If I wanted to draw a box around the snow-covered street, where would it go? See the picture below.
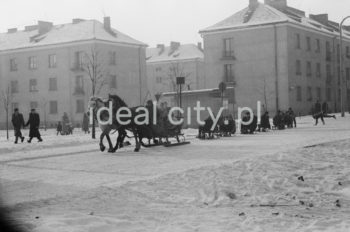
[0,115,350,232]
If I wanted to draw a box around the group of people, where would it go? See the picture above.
[56,112,90,135]
[11,108,42,144]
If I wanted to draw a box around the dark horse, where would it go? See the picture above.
[88,95,141,153]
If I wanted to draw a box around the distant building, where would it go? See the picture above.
[146,42,204,99]
[0,17,147,129]
[200,0,350,115]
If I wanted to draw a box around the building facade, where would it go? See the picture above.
[0,18,147,129]
[200,0,350,115]
[146,42,204,99]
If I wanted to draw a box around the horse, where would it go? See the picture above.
[88,96,141,153]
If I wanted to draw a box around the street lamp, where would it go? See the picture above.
[339,16,350,117]
[176,77,185,109]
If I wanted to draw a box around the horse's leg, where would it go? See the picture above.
[132,128,140,152]
[99,132,106,152]
[106,134,115,153]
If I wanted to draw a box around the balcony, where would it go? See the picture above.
[221,51,236,60]
[71,62,85,72]
[74,87,85,95]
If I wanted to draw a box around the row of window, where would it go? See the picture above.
[9,51,118,72]
[296,60,350,81]
[296,86,332,102]
[11,100,85,115]
[295,33,350,57]
[10,75,117,94]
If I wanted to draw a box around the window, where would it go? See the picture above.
[316,63,321,78]
[49,54,57,68]
[49,101,58,114]
[75,76,84,94]
[296,60,301,75]
[155,67,162,72]
[326,88,332,101]
[315,39,321,53]
[326,64,331,80]
[49,78,57,91]
[11,80,19,93]
[224,64,234,82]
[76,99,85,113]
[306,61,312,77]
[338,89,341,102]
[29,79,38,92]
[307,86,313,101]
[346,46,350,58]
[326,41,331,61]
[296,86,302,102]
[223,38,234,57]
[10,58,18,71]
[337,66,341,85]
[75,51,84,69]
[156,76,162,84]
[30,101,38,109]
[109,51,116,65]
[346,68,350,81]
[306,36,311,51]
[110,75,117,88]
[295,33,301,49]
[29,56,37,69]
[316,87,321,101]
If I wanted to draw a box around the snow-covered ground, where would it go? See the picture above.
[0,114,350,232]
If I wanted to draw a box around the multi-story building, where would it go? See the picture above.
[200,0,350,115]
[0,17,147,129]
[146,42,204,98]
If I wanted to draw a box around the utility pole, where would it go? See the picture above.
[339,16,350,117]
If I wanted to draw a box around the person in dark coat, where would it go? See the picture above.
[260,111,271,132]
[25,109,42,143]
[287,107,297,128]
[11,108,25,144]
[56,121,62,135]
[82,113,90,134]
[314,100,325,125]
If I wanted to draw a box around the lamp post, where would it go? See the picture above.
[176,77,185,108]
[339,16,350,117]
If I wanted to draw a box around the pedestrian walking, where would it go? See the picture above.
[313,100,325,126]
[11,108,25,144]
[25,109,43,143]
[82,113,90,134]
[56,121,62,135]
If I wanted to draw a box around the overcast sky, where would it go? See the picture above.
[1,0,349,47]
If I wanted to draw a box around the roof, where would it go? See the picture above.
[146,44,204,63]
[200,3,350,39]
[0,20,146,52]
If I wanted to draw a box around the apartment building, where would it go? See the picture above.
[200,0,350,115]
[0,17,147,129]
[146,42,204,98]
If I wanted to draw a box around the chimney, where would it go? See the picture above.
[170,41,181,52]
[25,25,39,31]
[7,28,17,33]
[249,0,259,9]
[310,14,329,25]
[38,21,53,34]
[197,42,203,51]
[157,44,165,55]
[72,18,85,24]
[104,17,111,31]
[264,0,287,10]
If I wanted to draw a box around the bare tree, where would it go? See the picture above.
[83,47,108,139]
[1,85,13,140]
[167,62,191,92]
[257,77,274,113]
